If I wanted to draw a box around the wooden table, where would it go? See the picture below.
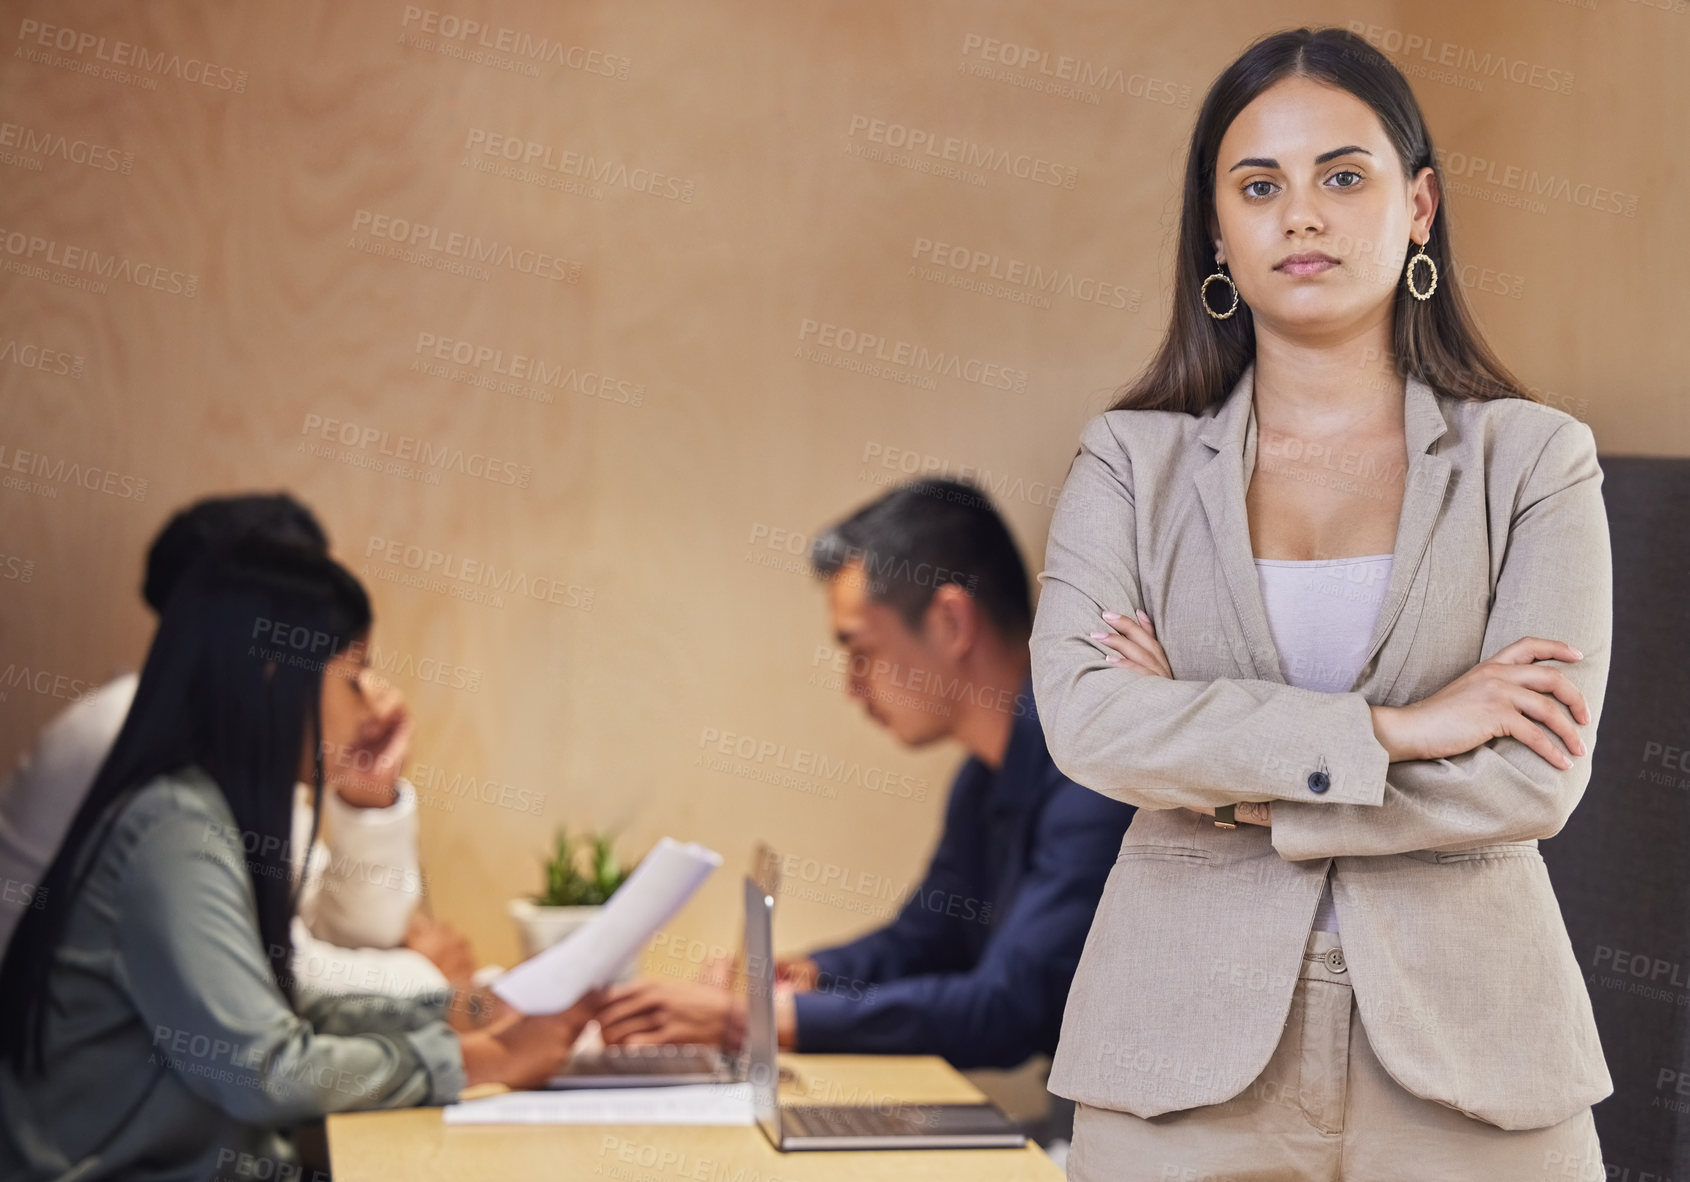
[328,1053,1065,1181]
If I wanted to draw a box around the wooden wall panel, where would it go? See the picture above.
[2,0,1683,970]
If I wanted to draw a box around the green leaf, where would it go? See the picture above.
[535,826,637,907]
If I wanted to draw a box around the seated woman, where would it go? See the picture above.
[0,493,476,1015]
[0,538,599,1180]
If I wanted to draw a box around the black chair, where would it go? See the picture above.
[1544,455,1690,1175]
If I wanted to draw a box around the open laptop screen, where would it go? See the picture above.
[742,877,782,1145]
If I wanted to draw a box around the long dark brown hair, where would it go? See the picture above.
[1113,27,1531,414]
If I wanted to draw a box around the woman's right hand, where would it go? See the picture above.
[1371,637,1590,769]
[404,912,477,986]
[459,989,606,1091]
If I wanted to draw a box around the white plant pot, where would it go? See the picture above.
[507,899,640,982]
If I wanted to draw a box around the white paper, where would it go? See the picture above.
[445,1082,753,1126]
[492,837,722,1014]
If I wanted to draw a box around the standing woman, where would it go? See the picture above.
[1031,27,1611,1180]
[0,539,598,1180]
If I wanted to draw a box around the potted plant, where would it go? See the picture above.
[508,828,637,966]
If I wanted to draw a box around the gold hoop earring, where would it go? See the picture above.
[1405,239,1438,301]
[1201,264,1240,320]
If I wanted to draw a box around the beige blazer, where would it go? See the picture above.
[1029,362,1612,1131]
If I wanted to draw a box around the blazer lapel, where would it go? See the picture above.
[1357,375,1450,686]
[1191,363,1451,692]
[1194,366,1282,681]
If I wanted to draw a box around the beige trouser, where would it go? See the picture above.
[1066,929,1605,1182]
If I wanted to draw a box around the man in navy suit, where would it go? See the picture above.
[598,479,1135,1072]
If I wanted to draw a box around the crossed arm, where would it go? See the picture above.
[1030,415,1612,858]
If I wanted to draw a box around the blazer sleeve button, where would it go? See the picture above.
[1307,770,1331,794]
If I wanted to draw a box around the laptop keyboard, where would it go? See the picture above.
[785,1106,909,1137]
[783,1102,1027,1143]
[591,1045,724,1076]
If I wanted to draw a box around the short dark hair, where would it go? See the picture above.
[143,493,329,613]
[809,479,1031,642]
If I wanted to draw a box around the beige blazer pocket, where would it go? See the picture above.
[1400,841,1542,865]
[1115,845,1213,864]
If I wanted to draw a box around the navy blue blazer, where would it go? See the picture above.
[793,675,1136,1070]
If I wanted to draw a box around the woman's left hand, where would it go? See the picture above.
[1091,609,1173,678]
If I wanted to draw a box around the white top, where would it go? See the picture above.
[1255,554,1394,932]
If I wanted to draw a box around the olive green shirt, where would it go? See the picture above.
[0,766,465,1180]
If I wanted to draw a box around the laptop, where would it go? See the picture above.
[547,1043,735,1089]
[546,843,784,1090]
[742,877,1028,1151]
